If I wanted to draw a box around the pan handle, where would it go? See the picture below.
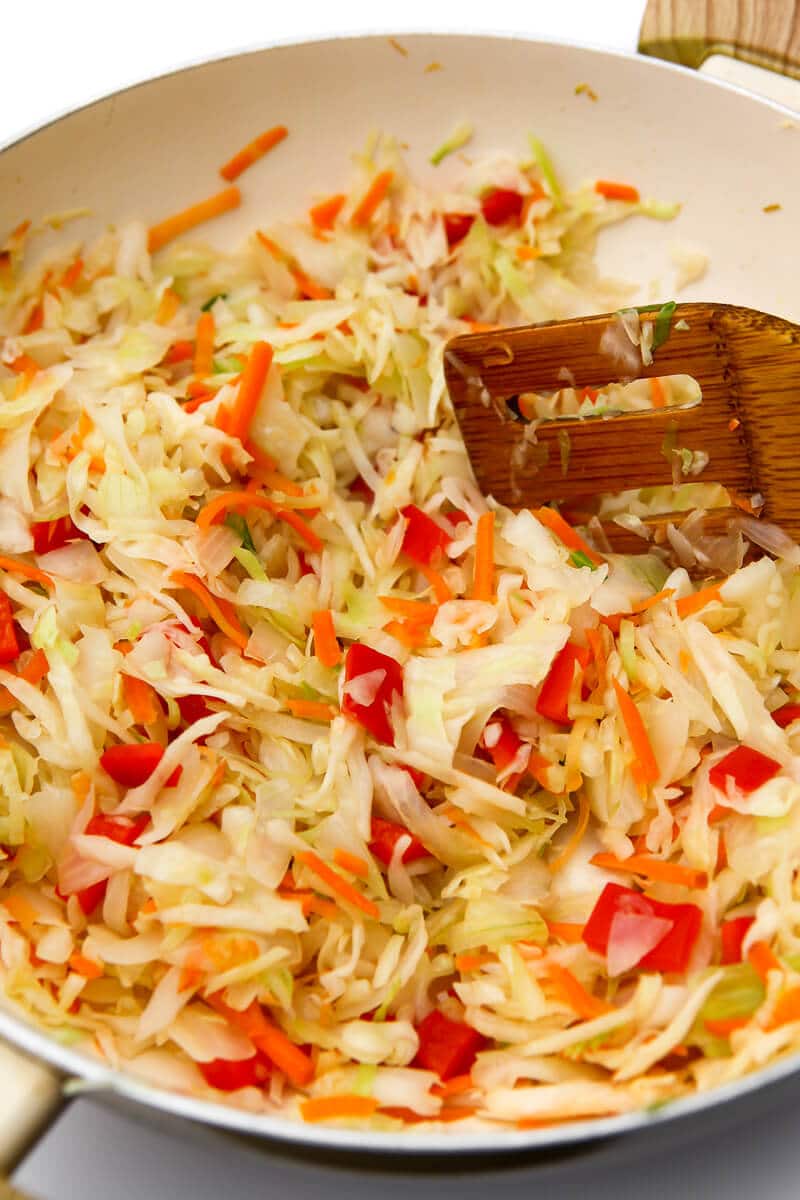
[0,1038,64,1198]
[639,0,800,80]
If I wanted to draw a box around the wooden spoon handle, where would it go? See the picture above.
[639,0,800,80]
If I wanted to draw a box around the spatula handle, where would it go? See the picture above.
[639,0,800,80]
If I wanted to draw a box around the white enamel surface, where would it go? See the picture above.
[1,31,800,1158]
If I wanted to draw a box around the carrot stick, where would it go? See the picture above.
[532,507,604,566]
[546,921,585,944]
[0,555,54,592]
[515,245,542,262]
[455,953,496,972]
[649,376,666,409]
[196,491,262,530]
[269,504,323,552]
[59,257,84,290]
[766,987,800,1030]
[7,354,41,378]
[122,675,160,726]
[351,170,394,227]
[163,339,194,365]
[595,180,640,203]
[69,953,104,979]
[0,649,49,716]
[590,852,707,889]
[295,849,380,920]
[243,441,278,473]
[418,562,453,604]
[383,619,429,649]
[547,963,613,1020]
[705,1015,751,1037]
[292,267,333,301]
[183,390,216,414]
[216,341,273,444]
[207,994,314,1087]
[431,1074,475,1097]
[310,193,346,230]
[312,610,341,668]
[549,792,590,874]
[379,597,438,623]
[612,678,659,785]
[155,287,181,324]
[676,584,723,619]
[333,848,370,879]
[171,571,249,650]
[248,465,304,497]
[586,628,606,683]
[193,311,215,378]
[219,124,288,182]
[300,1095,378,1122]
[286,698,337,721]
[472,511,495,602]
[748,940,782,984]
[148,186,241,254]
[632,587,675,613]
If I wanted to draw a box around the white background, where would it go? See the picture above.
[4,1,800,1196]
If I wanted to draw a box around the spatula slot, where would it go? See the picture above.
[503,374,701,424]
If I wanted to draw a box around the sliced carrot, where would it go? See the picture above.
[216,341,273,444]
[649,376,666,409]
[472,511,495,603]
[515,245,542,262]
[155,287,181,325]
[7,354,41,379]
[183,389,216,414]
[676,584,723,619]
[705,1015,751,1037]
[268,504,323,552]
[69,953,104,980]
[748,940,782,984]
[766,987,800,1030]
[148,186,241,254]
[431,1074,475,1098]
[295,849,380,920]
[243,441,278,473]
[0,648,51,717]
[532,507,604,566]
[219,124,288,183]
[59,257,84,290]
[122,674,160,726]
[546,921,585,944]
[248,465,304,497]
[379,596,438,623]
[286,698,337,721]
[595,180,640,203]
[193,311,215,378]
[196,488,322,550]
[632,587,676,613]
[300,1095,378,1122]
[0,555,54,593]
[3,893,38,928]
[418,562,453,604]
[312,610,341,668]
[612,678,659,785]
[310,193,346,230]
[586,628,606,683]
[163,339,195,365]
[549,792,590,875]
[590,851,707,889]
[333,848,370,879]
[171,571,249,650]
[292,267,333,301]
[351,170,394,227]
[383,619,429,649]
[207,994,314,1087]
[455,953,496,972]
[708,803,730,825]
[547,962,613,1019]
[24,301,44,334]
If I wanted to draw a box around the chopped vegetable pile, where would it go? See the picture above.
[1,128,800,1135]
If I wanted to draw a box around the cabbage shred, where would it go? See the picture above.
[0,136,799,1131]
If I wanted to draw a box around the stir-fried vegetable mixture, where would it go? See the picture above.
[1,129,800,1133]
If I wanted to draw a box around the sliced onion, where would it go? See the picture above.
[735,515,800,566]
[343,668,385,707]
[37,541,106,583]
[606,911,673,977]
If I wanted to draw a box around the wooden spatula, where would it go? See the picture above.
[444,302,800,540]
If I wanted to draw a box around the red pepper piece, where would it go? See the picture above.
[349,475,374,501]
[443,508,469,529]
[720,916,755,965]
[31,515,87,555]
[198,1052,272,1092]
[85,812,150,845]
[297,550,316,577]
[400,505,451,566]
[369,816,428,866]
[443,213,475,247]
[536,641,590,725]
[100,742,180,788]
[177,694,211,724]
[0,594,19,665]
[75,880,107,916]
[480,188,524,226]
[414,1009,486,1080]
[709,746,781,795]
[400,765,427,790]
[342,643,404,746]
[583,882,702,973]
[482,712,525,792]
[771,703,800,729]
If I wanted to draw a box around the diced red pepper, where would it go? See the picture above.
[771,703,800,729]
[0,594,19,665]
[342,643,404,746]
[400,765,427,790]
[85,812,150,845]
[297,550,316,577]
[709,746,781,795]
[198,1052,272,1091]
[31,515,87,555]
[720,916,755,965]
[369,816,429,866]
[75,880,107,916]
[443,508,469,529]
[480,188,524,226]
[482,712,525,791]
[536,641,590,725]
[400,505,451,566]
[443,213,475,247]
[414,1009,486,1080]
[583,882,702,973]
[349,475,374,502]
[177,694,212,724]
[100,742,180,788]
